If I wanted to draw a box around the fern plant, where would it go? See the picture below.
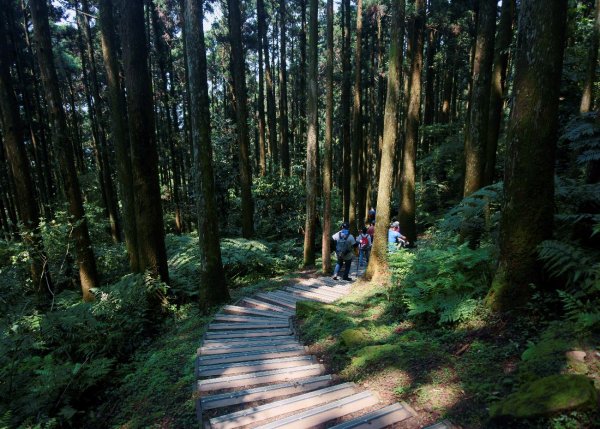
[390,242,494,324]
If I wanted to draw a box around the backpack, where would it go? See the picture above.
[336,232,352,259]
[359,234,370,249]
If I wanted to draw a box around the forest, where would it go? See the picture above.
[0,0,599,427]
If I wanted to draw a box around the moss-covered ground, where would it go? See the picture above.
[296,277,600,429]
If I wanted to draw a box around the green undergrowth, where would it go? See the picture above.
[0,229,303,428]
[296,241,600,429]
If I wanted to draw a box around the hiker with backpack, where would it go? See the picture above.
[332,222,356,281]
[357,226,372,268]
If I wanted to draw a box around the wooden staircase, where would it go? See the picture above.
[195,260,417,428]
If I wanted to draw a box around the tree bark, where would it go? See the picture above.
[0,9,52,296]
[366,0,405,281]
[279,0,290,176]
[262,1,278,170]
[303,0,318,267]
[184,0,230,308]
[227,0,255,237]
[256,0,267,176]
[119,0,169,283]
[580,0,599,113]
[349,0,363,234]
[484,0,514,186]
[399,0,425,244]
[341,0,351,222]
[98,0,139,272]
[423,26,437,154]
[463,0,496,197]
[30,0,99,301]
[487,0,567,312]
[322,0,333,273]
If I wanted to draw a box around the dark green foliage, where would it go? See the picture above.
[0,274,164,427]
[389,242,495,323]
[252,173,306,239]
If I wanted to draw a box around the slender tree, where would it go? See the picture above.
[30,0,99,301]
[580,0,599,113]
[279,0,290,176]
[184,0,229,307]
[0,8,52,296]
[366,0,405,281]
[119,0,169,283]
[256,0,267,176]
[227,0,255,237]
[349,0,363,233]
[98,0,139,271]
[303,0,318,266]
[484,0,514,185]
[399,0,425,244]
[322,0,334,273]
[341,0,351,221]
[260,0,277,168]
[487,0,568,312]
[463,0,496,196]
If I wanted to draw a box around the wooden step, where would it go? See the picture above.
[199,375,332,411]
[197,364,326,392]
[254,293,297,309]
[254,391,379,429]
[199,343,303,357]
[201,336,298,348]
[241,297,295,314]
[289,284,346,298]
[198,346,307,365]
[213,314,289,324]
[208,320,290,330]
[208,383,358,429]
[222,305,291,319]
[283,287,338,302]
[272,290,323,303]
[198,355,315,377]
[329,403,415,429]
[204,328,293,340]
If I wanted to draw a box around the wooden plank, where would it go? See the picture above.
[198,355,315,377]
[241,297,295,314]
[196,364,326,392]
[328,403,414,429]
[198,347,307,365]
[254,391,378,429]
[208,321,290,330]
[204,328,292,340]
[199,343,304,357]
[209,383,357,429]
[222,305,291,319]
[199,375,332,411]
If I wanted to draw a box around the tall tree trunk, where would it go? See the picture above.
[228,0,255,237]
[485,0,514,185]
[0,9,52,296]
[119,0,169,283]
[279,0,290,176]
[349,0,363,233]
[341,0,351,222]
[463,0,496,197]
[322,0,333,273]
[303,0,318,267]
[487,0,567,312]
[99,0,139,271]
[580,0,599,113]
[184,0,229,308]
[82,0,121,243]
[150,2,183,235]
[422,26,437,154]
[256,0,267,176]
[30,0,99,301]
[298,0,307,166]
[262,2,278,170]
[399,0,425,244]
[366,0,404,281]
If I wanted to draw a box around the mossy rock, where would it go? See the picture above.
[340,328,371,348]
[489,374,598,419]
[296,301,327,320]
[521,339,573,362]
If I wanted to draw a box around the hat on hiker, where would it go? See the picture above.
[391,221,399,228]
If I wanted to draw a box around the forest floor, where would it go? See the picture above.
[99,259,600,429]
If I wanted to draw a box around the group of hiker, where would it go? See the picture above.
[331,208,409,281]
